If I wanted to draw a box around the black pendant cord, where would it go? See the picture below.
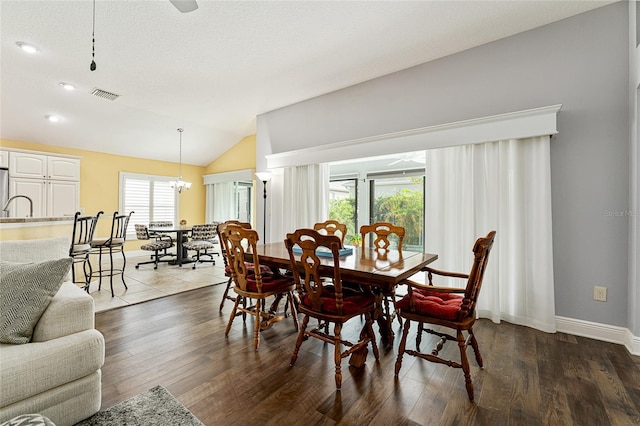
[90,0,96,71]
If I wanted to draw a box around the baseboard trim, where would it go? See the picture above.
[556,316,640,356]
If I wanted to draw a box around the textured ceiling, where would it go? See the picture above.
[0,0,614,166]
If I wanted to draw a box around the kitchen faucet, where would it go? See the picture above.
[2,195,34,218]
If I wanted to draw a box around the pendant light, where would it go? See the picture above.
[169,128,192,193]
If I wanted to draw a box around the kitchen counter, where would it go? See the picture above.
[0,216,73,224]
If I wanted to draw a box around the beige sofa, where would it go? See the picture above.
[0,237,105,426]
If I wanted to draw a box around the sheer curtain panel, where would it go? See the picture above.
[425,136,556,332]
[281,164,330,234]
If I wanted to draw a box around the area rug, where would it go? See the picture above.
[74,385,203,426]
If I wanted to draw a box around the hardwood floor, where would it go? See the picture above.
[95,285,640,425]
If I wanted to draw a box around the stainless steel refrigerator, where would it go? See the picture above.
[0,168,8,217]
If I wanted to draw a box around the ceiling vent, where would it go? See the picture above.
[90,88,120,101]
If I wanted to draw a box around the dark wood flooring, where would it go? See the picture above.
[95,284,640,425]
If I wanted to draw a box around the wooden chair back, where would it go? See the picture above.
[216,220,252,266]
[460,230,496,319]
[359,222,405,251]
[285,228,345,315]
[313,220,347,246]
[222,224,266,293]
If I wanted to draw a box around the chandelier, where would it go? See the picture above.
[169,128,192,193]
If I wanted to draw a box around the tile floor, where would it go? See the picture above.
[85,253,228,313]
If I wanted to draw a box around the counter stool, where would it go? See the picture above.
[90,211,133,297]
[69,210,103,291]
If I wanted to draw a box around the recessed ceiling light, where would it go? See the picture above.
[45,114,61,123]
[16,41,38,54]
[59,82,75,91]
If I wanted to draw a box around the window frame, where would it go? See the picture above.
[119,172,179,237]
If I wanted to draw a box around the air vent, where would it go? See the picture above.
[90,88,120,101]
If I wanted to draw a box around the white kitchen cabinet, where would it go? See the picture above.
[47,156,80,181]
[47,180,79,217]
[9,152,79,181]
[0,150,8,168]
[8,178,47,217]
[7,151,80,217]
[8,178,79,218]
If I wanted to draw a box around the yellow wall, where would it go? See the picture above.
[0,138,206,248]
[0,136,258,246]
[204,134,256,174]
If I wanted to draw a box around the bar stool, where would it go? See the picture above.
[69,210,103,291]
[90,211,134,297]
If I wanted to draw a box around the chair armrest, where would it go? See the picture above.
[421,266,469,285]
[400,279,466,294]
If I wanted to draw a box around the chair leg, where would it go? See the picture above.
[333,322,343,390]
[365,313,379,360]
[416,322,424,349]
[457,329,474,401]
[109,247,115,297]
[253,298,262,351]
[121,249,128,289]
[83,257,92,292]
[287,292,299,331]
[219,277,233,311]
[225,297,240,335]
[395,318,411,375]
[290,315,309,367]
[469,327,483,368]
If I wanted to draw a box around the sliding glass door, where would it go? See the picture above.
[369,172,424,251]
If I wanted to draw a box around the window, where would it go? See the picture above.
[368,170,424,251]
[329,178,358,242]
[120,172,178,236]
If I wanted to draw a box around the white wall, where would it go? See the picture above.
[258,3,631,329]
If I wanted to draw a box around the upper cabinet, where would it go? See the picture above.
[6,150,81,218]
[0,150,8,168]
[9,152,80,181]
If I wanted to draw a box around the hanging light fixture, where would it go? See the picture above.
[169,128,192,193]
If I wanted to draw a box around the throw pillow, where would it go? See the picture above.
[0,258,72,344]
[0,414,56,426]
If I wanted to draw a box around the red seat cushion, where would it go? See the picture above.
[245,274,293,293]
[396,289,463,320]
[301,290,375,316]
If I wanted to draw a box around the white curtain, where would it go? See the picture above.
[281,163,330,234]
[205,182,236,223]
[425,136,556,332]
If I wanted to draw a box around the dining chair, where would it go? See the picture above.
[134,224,175,269]
[182,223,218,269]
[285,228,379,390]
[216,220,271,312]
[90,211,134,297]
[313,220,348,245]
[223,223,298,350]
[69,210,103,291]
[394,231,496,401]
[360,222,406,334]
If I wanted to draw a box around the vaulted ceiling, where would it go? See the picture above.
[0,0,614,166]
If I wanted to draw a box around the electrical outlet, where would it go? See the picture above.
[594,286,607,302]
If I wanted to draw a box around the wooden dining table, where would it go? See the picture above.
[247,242,438,342]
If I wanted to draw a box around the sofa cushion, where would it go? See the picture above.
[0,258,72,344]
[32,283,95,342]
[0,238,72,282]
[0,329,105,408]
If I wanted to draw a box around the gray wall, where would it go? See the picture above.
[258,3,630,327]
